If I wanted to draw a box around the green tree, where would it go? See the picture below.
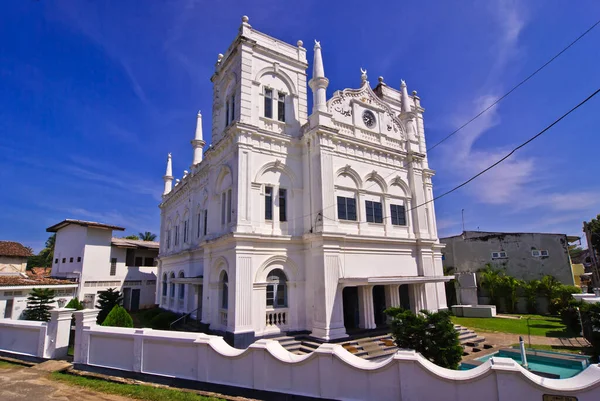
[500,276,523,313]
[102,305,134,328]
[23,288,55,321]
[385,308,463,369]
[65,297,84,310]
[523,279,540,313]
[96,288,123,325]
[26,234,56,269]
[123,235,140,240]
[138,232,157,241]
[479,265,503,306]
[584,214,600,255]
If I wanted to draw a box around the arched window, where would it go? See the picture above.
[169,272,175,298]
[266,269,287,308]
[162,273,167,296]
[178,271,185,300]
[221,272,228,309]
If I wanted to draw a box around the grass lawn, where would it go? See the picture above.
[0,360,21,369]
[50,372,225,401]
[509,343,591,355]
[451,314,578,337]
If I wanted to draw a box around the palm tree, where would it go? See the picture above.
[500,276,523,313]
[138,232,157,241]
[479,265,502,306]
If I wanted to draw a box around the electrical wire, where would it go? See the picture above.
[426,18,600,153]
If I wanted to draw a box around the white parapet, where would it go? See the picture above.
[72,323,600,401]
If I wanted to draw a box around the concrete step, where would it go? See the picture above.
[464,337,486,347]
[458,332,478,342]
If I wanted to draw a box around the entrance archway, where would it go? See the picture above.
[342,287,359,330]
[373,285,387,326]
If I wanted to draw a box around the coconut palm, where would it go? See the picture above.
[138,232,157,241]
[479,265,502,306]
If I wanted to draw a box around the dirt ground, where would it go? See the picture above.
[0,364,137,401]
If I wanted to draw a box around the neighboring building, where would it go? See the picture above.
[48,219,158,311]
[0,242,77,320]
[0,274,78,319]
[0,241,32,276]
[441,231,575,285]
[158,17,449,348]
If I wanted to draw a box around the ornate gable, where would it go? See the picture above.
[326,83,406,141]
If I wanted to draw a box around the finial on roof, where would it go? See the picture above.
[412,90,418,96]
[400,79,411,113]
[297,40,303,47]
[242,15,249,23]
[378,76,384,84]
[217,53,223,65]
[314,39,321,49]
[197,110,201,116]
[360,68,368,84]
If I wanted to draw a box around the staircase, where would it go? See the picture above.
[454,324,494,356]
[272,333,398,361]
[273,326,494,360]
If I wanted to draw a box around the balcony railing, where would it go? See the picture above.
[219,310,228,327]
[266,308,288,328]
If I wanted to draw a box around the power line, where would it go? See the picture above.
[407,86,600,213]
[426,18,600,153]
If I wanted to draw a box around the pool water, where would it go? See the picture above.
[460,349,590,379]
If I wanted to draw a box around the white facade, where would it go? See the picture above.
[158,17,449,347]
[49,220,158,311]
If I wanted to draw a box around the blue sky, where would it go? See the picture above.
[2,0,599,252]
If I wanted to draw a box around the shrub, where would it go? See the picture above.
[580,303,600,362]
[150,311,180,330]
[65,297,84,310]
[386,307,462,369]
[96,288,123,325]
[23,288,55,322]
[522,280,540,314]
[102,305,134,328]
[560,300,585,334]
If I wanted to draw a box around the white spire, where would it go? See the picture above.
[309,40,329,113]
[191,111,205,166]
[400,80,411,113]
[163,153,173,196]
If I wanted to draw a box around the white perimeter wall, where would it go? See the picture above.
[75,323,600,401]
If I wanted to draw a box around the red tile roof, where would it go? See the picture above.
[0,241,33,257]
[0,275,76,287]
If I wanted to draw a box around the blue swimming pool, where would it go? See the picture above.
[460,348,590,379]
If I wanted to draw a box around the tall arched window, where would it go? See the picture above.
[220,272,229,309]
[169,272,175,298]
[178,271,185,300]
[266,269,287,308]
[162,273,167,297]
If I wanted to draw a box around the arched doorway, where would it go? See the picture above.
[373,285,387,326]
[342,287,359,330]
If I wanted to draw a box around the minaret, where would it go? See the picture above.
[191,111,205,167]
[163,153,173,196]
[308,40,329,113]
[400,80,411,113]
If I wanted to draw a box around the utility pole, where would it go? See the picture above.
[583,221,600,293]
[461,209,465,233]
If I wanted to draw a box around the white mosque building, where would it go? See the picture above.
[157,16,450,347]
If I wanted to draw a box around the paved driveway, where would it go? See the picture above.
[0,364,131,401]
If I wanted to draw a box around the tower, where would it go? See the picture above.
[191,111,205,167]
[162,153,173,196]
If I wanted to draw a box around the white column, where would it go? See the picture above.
[73,309,100,364]
[46,308,75,359]
[385,285,401,308]
[358,286,376,329]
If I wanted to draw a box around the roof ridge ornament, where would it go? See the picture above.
[314,39,321,49]
[360,68,368,85]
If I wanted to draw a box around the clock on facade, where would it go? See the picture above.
[362,110,376,128]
